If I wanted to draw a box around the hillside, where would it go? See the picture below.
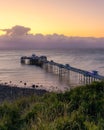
[0,81,104,130]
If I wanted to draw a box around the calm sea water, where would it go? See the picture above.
[0,48,104,92]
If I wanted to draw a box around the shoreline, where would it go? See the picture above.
[0,84,48,103]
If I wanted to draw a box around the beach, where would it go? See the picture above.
[0,84,47,103]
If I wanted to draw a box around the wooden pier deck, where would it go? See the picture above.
[21,54,104,85]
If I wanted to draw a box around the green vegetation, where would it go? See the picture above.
[0,81,104,130]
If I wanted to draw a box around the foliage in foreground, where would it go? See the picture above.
[0,81,104,130]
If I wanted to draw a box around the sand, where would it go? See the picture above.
[0,84,47,103]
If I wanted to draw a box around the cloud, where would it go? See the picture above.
[1,25,30,36]
[0,25,104,49]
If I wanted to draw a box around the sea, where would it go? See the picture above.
[0,48,104,92]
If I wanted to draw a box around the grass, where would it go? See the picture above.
[0,81,104,130]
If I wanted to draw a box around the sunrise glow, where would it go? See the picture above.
[0,0,104,37]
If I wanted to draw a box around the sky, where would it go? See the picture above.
[0,0,104,49]
[0,0,104,37]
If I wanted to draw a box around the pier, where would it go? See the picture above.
[21,54,104,85]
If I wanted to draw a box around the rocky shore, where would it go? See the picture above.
[0,84,47,103]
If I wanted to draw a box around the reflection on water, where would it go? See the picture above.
[0,49,104,92]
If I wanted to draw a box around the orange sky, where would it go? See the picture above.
[0,0,104,37]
